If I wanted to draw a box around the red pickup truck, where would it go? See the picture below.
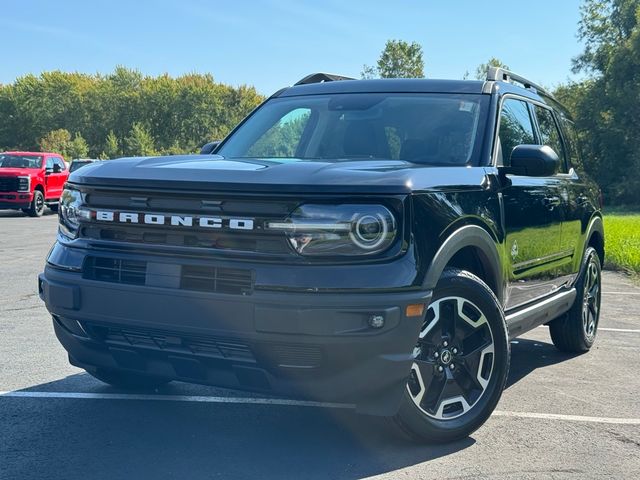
[0,151,69,217]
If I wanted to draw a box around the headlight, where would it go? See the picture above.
[267,204,397,256]
[17,176,30,192]
[59,188,90,239]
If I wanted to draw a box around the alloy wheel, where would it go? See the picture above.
[582,256,601,340]
[407,296,495,420]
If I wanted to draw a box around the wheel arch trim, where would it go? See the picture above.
[422,225,504,303]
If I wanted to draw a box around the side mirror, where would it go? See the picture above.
[52,163,62,173]
[504,145,559,177]
[200,141,221,155]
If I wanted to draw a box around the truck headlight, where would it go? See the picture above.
[17,176,30,192]
[59,188,90,239]
[267,204,397,256]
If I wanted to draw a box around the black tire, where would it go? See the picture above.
[27,190,45,217]
[393,268,510,443]
[88,368,170,390]
[549,247,602,353]
[48,203,59,213]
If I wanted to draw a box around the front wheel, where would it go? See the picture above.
[26,190,45,217]
[393,269,510,443]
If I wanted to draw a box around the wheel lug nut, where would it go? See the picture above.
[452,348,458,354]
[438,366,444,372]
[443,341,448,347]
[434,352,439,358]
[450,364,455,370]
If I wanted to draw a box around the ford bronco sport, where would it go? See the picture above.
[39,69,604,442]
[0,151,69,216]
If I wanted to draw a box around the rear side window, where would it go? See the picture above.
[558,118,582,171]
[534,106,567,173]
[46,157,54,170]
[498,99,535,164]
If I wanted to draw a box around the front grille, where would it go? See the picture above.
[86,324,256,362]
[83,323,324,369]
[83,256,253,295]
[0,177,19,192]
[78,188,298,255]
[84,257,146,285]
[181,265,253,294]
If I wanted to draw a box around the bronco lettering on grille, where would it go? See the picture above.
[94,210,255,230]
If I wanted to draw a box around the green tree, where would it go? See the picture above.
[68,132,89,159]
[475,57,510,80]
[102,130,120,159]
[39,128,71,157]
[558,0,640,205]
[361,40,425,78]
[124,122,156,157]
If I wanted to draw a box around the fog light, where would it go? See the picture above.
[368,314,385,329]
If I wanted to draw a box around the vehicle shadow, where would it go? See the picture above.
[5,373,474,480]
[0,208,57,218]
[3,337,578,479]
[506,335,581,388]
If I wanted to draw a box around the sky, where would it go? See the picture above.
[0,0,585,95]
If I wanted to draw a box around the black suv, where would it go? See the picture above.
[39,69,604,442]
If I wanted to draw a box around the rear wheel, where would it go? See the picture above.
[88,368,170,391]
[549,247,602,353]
[26,190,45,217]
[393,269,510,443]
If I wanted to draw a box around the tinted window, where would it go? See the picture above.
[498,99,535,164]
[535,106,567,173]
[218,93,486,166]
[46,157,54,169]
[558,118,582,171]
[53,157,67,171]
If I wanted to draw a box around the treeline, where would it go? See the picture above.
[553,0,639,206]
[0,67,263,159]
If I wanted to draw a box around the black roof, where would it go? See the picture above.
[277,78,487,97]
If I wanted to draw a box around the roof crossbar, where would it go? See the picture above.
[294,72,355,86]
[486,67,550,97]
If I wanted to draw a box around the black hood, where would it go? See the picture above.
[69,154,487,194]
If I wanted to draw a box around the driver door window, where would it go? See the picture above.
[498,99,535,164]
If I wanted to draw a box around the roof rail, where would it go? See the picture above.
[294,72,355,86]
[486,67,550,97]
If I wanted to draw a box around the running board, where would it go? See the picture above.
[505,289,577,340]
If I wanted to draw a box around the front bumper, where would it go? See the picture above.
[0,191,32,209]
[39,252,430,416]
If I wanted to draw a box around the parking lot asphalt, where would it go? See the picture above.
[1,210,639,480]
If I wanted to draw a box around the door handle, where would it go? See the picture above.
[543,196,561,209]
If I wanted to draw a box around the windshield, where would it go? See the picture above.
[218,93,487,165]
[0,154,43,169]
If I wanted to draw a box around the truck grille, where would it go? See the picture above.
[79,188,297,255]
[83,256,253,295]
[0,177,19,192]
[82,323,324,368]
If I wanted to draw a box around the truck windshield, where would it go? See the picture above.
[0,154,43,169]
[217,93,486,165]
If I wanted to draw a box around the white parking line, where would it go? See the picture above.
[1,390,639,425]
[537,326,640,333]
[492,410,640,425]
